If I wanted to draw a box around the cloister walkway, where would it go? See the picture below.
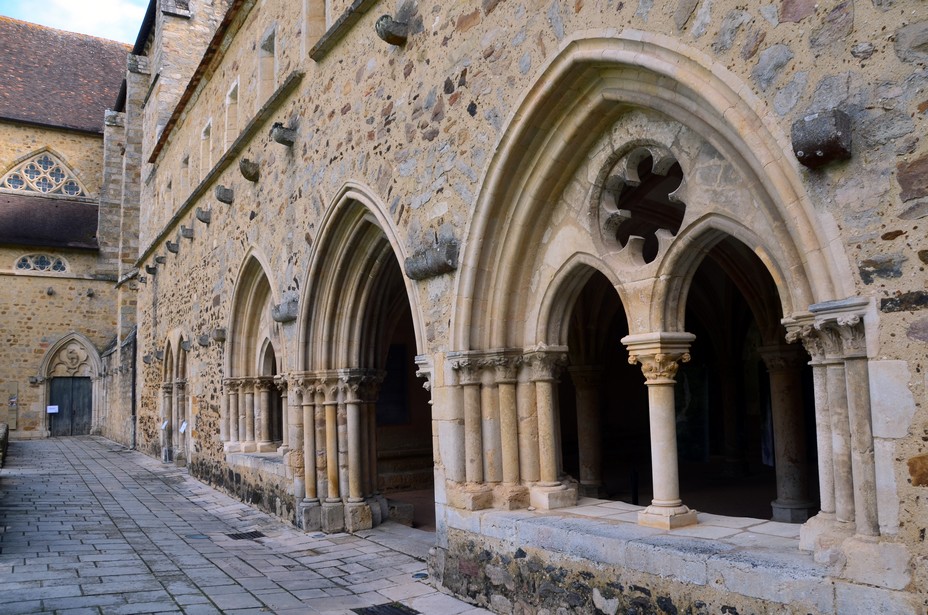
[0,436,489,615]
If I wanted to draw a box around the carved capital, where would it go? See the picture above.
[785,323,825,362]
[629,352,690,384]
[525,350,568,382]
[452,358,483,386]
[274,375,288,393]
[836,315,867,358]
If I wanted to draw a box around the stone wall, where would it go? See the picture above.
[130,0,928,608]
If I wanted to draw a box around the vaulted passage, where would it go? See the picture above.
[679,236,817,521]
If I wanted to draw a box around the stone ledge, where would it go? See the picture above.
[309,0,381,62]
[226,451,290,479]
[439,506,916,614]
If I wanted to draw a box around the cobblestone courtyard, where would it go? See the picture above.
[0,437,490,614]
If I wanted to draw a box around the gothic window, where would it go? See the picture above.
[15,254,68,273]
[0,152,86,197]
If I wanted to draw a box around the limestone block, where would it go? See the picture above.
[841,537,912,590]
[479,511,526,543]
[346,501,373,532]
[835,580,921,614]
[529,484,576,510]
[321,502,345,533]
[707,550,834,613]
[874,438,899,534]
[869,360,916,439]
[629,536,740,585]
[300,501,321,531]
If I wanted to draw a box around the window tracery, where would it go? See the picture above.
[15,254,68,273]
[1,152,86,197]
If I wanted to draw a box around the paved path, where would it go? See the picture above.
[0,437,489,615]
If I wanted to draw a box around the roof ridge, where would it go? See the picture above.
[0,14,132,48]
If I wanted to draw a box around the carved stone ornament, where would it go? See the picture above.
[271,298,299,323]
[629,352,690,383]
[270,122,297,147]
[375,14,408,46]
[166,240,179,254]
[239,158,260,182]
[49,341,93,377]
[215,185,234,204]
[195,207,211,224]
[836,315,867,358]
[180,225,194,239]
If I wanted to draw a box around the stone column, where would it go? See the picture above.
[496,355,527,509]
[276,376,290,454]
[457,360,484,484]
[517,361,540,483]
[759,345,814,522]
[344,371,372,532]
[242,379,256,452]
[837,316,879,538]
[527,349,574,510]
[314,384,328,507]
[174,379,187,463]
[226,379,240,451]
[480,358,503,484]
[256,379,275,452]
[623,332,698,529]
[161,383,173,463]
[816,322,856,526]
[321,376,344,532]
[569,365,604,498]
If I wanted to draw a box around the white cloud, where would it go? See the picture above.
[1,0,147,43]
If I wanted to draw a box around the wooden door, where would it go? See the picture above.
[48,377,92,436]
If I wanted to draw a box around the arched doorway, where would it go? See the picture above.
[299,189,432,534]
[42,334,101,437]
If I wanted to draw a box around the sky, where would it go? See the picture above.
[0,0,148,44]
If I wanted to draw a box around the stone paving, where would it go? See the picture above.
[0,436,491,615]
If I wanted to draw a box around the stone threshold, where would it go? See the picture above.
[440,498,917,614]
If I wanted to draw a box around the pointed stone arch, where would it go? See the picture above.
[37,332,103,436]
[452,31,849,352]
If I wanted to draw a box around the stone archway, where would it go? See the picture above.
[39,333,102,437]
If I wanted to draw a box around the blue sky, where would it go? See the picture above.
[0,0,148,44]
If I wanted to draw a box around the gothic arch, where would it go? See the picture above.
[453,31,848,352]
[227,248,284,377]
[299,181,424,371]
[0,146,91,198]
[38,332,103,436]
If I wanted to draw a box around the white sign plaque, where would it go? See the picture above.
[180,421,188,433]
[161,420,169,430]
[46,405,59,414]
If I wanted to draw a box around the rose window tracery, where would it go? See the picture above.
[1,152,85,197]
[15,254,68,273]
[597,146,687,264]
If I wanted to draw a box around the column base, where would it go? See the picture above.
[300,499,321,531]
[346,501,373,532]
[771,498,815,523]
[277,445,290,455]
[256,441,277,453]
[495,484,529,510]
[223,441,242,453]
[240,442,257,453]
[321,501,345,533]
[637,504,698,529]
[529,483,577,510]
[799,513,854,563]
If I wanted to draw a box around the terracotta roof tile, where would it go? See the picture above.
[0,192,98,249]
[0,16,129,133]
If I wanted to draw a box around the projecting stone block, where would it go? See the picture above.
[215,185,234,204]
[271,298,298,323]
[270,122,297,146]
[239,158,259,182]
[791,109,852,168]
[375,15,408,45]
[300,501,321,531]
[404,238,459,280]
[321,501,345,533]
[346,501,373,532]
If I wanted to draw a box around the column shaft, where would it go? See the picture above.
[463,381,483,483]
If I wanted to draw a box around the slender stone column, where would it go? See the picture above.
[314,384,328,505]
[496,357,522,485]
[175,379,187,462]
[623,332,697,529]
[480,359,502,484]
[517,365,540,483]
[276,376,290,453]
[161,383,173,463]
[526,349,573,510]
[569,366,604,497]
[226,379,240,450]
[337,381,349,500]
[242,379,256,452]
[256,379,275,452]
[816,322,855,525]
[457,360,484,484]
[759,345,814,522]
[301,382,317,501]
[320,376,344,533]
[837,316,880,537]
[344,373,364,502]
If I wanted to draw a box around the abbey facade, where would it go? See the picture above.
[2,0,927,612]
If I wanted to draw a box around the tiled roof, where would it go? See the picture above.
[0,16,129,133]
[0,192,98,249]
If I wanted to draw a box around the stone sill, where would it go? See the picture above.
[226,451,291,479]
[441,498,915,614]
[309,0,380,62]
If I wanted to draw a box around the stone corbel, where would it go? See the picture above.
[211,328,227,343]
[270,122,297,147]
[239,158,259,182]
[404,238,459,280]
[145,265,157,275]
[166,240,179,254]
[215,185,234,204]
[375,15,408,45]
[154,255,166,264]
[195,207,211,225]
[271,298,299,323]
